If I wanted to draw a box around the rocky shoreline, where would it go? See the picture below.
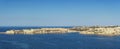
[1,26,120,36]
[71,26,120,36]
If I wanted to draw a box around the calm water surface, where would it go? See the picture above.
[0,27,120,49]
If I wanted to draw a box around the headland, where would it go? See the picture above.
[1,25,120,36]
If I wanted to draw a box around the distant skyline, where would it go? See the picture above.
[0,0,120,26]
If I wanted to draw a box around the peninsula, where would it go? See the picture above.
[1,26,120,36]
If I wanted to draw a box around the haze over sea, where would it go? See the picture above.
[0,26,120,49]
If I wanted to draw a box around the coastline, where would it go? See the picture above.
[1,26,120,36]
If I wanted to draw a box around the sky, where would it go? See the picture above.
[0,0,120,26]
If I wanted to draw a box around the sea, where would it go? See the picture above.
[0,26,120,49]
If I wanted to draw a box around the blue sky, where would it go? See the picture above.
[0,0,120,26]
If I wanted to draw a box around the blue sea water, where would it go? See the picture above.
[0,26,120,49]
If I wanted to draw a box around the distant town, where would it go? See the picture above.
[1,25,120,36]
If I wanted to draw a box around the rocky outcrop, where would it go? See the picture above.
[72,26,120,36]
